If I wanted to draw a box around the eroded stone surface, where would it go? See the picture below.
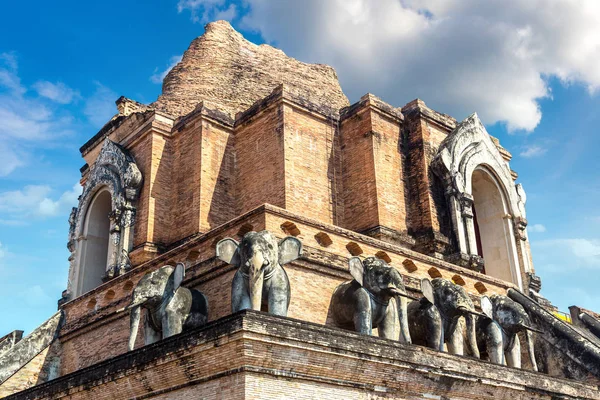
[153,20,349,117]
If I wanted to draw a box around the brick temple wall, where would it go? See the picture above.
[8,312,599,400]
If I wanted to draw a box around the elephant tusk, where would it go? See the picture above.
[459,307,488,319]
[395,292,419,301]
[388,288,418,301]
[522,324,544,334]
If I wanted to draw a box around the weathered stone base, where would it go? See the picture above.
[7,311,599,400]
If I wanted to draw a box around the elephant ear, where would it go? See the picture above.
[173,263,185,291]
[421,278,435,304]
[480,296,494,319]
[349,257,364,286]
[278,236,302,265]
[216,238,240,266]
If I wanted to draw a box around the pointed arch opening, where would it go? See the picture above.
[471,167,517,283]
[77,188,114,295]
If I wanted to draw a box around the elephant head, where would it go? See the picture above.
[489,294,540,370]
[217,230,301,315]
[430,278,484,357]
[331,256,414,342]
[127,263,184,351]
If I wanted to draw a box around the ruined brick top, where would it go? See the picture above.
[152,20,349,118]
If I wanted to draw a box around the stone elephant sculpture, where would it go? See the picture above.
[488,294,540,371]
[330,256,415,343]
[216,230,302,316]
[408,278,483,357]
[127,263,208,351]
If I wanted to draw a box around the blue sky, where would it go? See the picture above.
[0,0,599,334]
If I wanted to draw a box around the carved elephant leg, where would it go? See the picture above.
[525,330,538,372]
[354,291,372,335]
[268,272,291,317]
[231,270,251,313]
[506,335,522,368]
[484,322,504,364]
[378,299,398,340]
[447,318,465,356]
[422,304,444,351]
[144,312,161,346]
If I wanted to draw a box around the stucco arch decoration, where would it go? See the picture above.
[66,139,143,299]
[432,113,531,289]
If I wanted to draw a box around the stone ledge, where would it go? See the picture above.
[6,311,600,400]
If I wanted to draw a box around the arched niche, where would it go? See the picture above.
[77,189,114,295]
[432,113,530,289]
[471,167,518,283]
[66,139,142,299]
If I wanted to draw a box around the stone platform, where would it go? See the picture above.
[6,310,599,400]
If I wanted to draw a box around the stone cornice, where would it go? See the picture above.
[401,99,456,131]
[340,93,404,124]
[173,101,235,132]
[80,110,174,157]
[234,84,340,129]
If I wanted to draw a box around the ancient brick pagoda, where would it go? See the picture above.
[1,20,600,399]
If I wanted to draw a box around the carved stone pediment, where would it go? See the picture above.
[433,113,515,200]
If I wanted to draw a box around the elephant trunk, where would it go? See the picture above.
[525,329,538,371]
[465,314,480,358]
[128,305,141,351]
[396,295,412,344]
[248,253,265,311]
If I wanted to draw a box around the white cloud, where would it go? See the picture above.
[190,0,600,132]
[534,238,600,269]
[0,183,81,220]
[33,81,80,104]
[83,81,118,127]
[0,242,5,260]
[0,53,76,176]
[150,55,183,84]
[520,145,548,158]
[528,224,546,233]
[178,0,237,23]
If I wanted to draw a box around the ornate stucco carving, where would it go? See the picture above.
[432,113,531,288]
[66,139,142,300]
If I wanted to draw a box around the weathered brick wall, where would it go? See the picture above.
[235,104,286,215]
[339,97,409,241]
[283,104,338,224]
[198,119,236,232]
[60,317,130,375]
[151,375,245,399]
[129,132,154,248]
[370,108,407,233]
[340,107,379,233]
[170,118,202,242]
[403,102,455,256]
